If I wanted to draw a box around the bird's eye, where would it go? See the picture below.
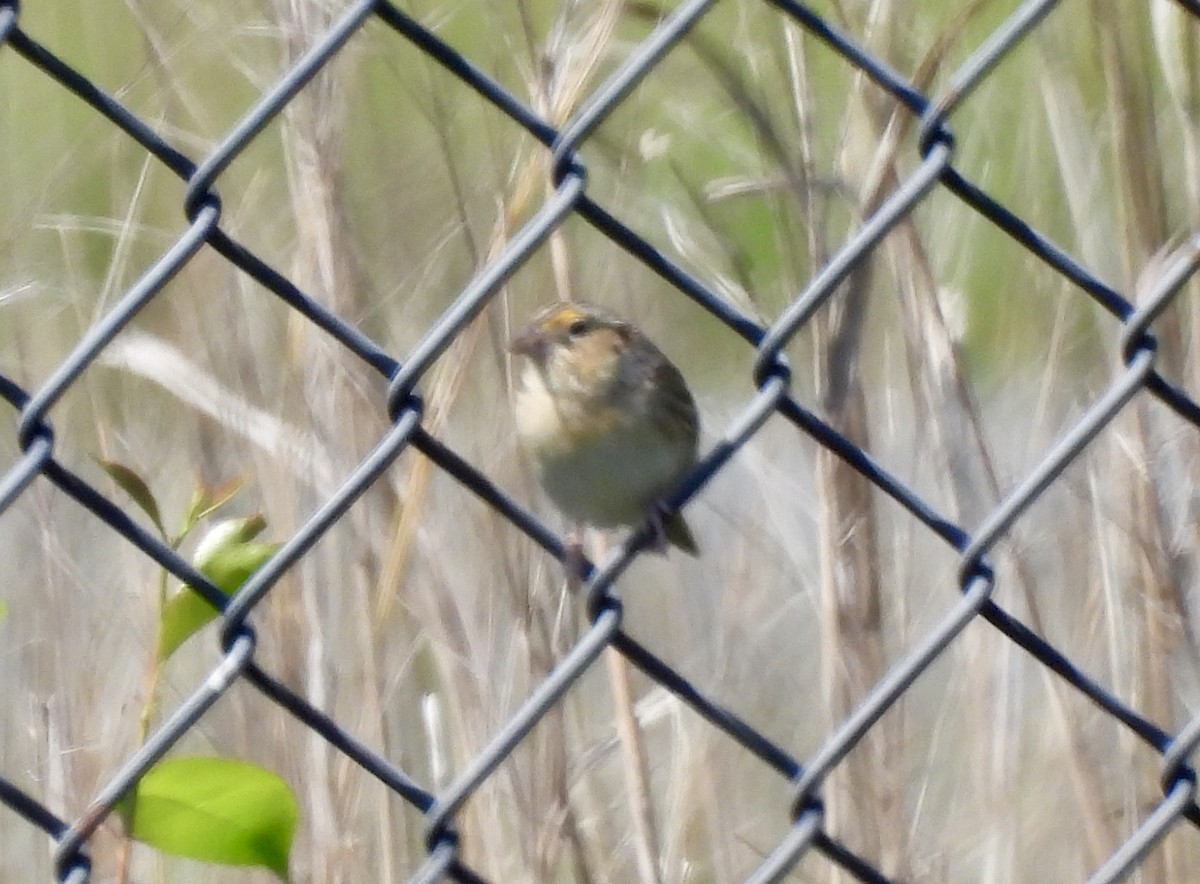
[567,319,589,337]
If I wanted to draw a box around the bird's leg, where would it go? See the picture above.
[644,501,672,555]
[564,525,586,593]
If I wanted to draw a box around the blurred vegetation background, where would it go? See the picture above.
[2,0,1200,881]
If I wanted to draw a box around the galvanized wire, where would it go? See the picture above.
[2,0,1200,881]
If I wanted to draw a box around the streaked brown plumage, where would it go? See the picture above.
[510,302,699,554]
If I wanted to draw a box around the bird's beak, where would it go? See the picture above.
[509,324,549,363]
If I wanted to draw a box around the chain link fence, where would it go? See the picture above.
[3,0,1200,881]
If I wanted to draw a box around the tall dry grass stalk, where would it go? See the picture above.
[2,0,1200,881]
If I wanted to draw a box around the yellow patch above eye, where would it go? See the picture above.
[540,304,590,334]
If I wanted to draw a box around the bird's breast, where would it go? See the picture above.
[513,365,690,527]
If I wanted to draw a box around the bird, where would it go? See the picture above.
[510,301,700,555]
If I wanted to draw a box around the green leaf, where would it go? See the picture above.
[159,587,222,663]
[177,487,208,547]
[158,518,277,661]
[195,477,247,521]
[123,756,297,878]
[193,515,267,571]
[0,600,7,623]
[97,460,164,537]
[178,477,246,546]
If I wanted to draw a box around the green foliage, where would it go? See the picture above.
[98,461,292,876]
[159,516,278,661]
[99,461,278,659]
[98,459,166,537]
[122,756,298,879]
[180,478,248,545]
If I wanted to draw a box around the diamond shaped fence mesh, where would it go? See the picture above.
[3,0,1200,881]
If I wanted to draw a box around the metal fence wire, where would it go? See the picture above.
[3,0,1200,881]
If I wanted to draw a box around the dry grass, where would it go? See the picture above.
[2,0,1199,881]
